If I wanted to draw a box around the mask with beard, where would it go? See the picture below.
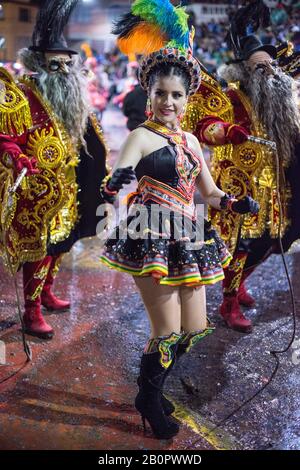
[218,62,300,167]
[18,48,90,148]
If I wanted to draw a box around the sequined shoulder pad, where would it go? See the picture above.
[182,78,233,133]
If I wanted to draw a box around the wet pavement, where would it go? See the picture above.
[0,108,299,450]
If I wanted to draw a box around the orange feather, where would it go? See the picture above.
[117,23,168,55]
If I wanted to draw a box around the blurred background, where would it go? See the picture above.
[0,0,299,120]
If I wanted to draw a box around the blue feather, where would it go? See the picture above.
[132,0,190,49]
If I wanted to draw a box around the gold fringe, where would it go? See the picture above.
[0,69,33,135]
[0,104,32,136]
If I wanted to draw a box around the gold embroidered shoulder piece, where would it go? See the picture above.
[0,67,33,135]
[207,84,291,251]
[181,70,233,132]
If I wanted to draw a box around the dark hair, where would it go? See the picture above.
[148,63,191,95]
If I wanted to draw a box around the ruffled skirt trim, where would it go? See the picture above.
[100,229,232,287]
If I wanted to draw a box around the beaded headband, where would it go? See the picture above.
[139,47,201,95]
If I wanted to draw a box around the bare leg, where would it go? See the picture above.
[179,285,207,332]
[134,276,181,337]
[178,285,213,357]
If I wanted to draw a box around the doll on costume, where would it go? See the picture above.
[0,0,110,340]
[100,0,259,440]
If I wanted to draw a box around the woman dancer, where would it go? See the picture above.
[100,0,259,439]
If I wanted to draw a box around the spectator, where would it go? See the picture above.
[123,80,147,131]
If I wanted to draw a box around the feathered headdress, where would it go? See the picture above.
[113,0,201,95]
[29,0,79,54]
[227,0,276,61]
[113,0,190,55]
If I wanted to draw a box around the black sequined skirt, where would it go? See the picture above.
[100,204,232,286]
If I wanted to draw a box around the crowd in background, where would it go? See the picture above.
[1,1,299,120]
[192,2,300,73]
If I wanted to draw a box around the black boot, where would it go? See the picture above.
[158,329,214,414]
[135,333,180,439]
[177,327,214,359]
[137,372,175,416]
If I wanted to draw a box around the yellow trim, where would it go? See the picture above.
[172,401,239,450]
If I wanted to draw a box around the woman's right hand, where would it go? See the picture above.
[107,166,136,192]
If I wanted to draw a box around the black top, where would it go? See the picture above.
[135,145,179,188]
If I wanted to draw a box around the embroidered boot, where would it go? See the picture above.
[237,266,256,307]
[135,332,181,439]
[177,327,215,359]
[23,258,54,339]
[220,252,253,333]
[41,255,70,311]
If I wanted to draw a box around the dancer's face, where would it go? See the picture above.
[149,75,187,128]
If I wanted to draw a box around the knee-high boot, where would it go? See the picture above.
[158,326,215,415]
[23,257,54,339]
[137,337,179,417]
[177,326,214,359]
[41,255,70,311]
[137,369,176,417]
[135,332,181,439]
[220,252,253,333]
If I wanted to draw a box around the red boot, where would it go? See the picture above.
[23,259,54,339]
[220,295,253,333]
[238,281,255,307]
[23,304,54,340]
[41,255,70,311]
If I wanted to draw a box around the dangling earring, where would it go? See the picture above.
[145,97,154,119]
[178,103,187,122]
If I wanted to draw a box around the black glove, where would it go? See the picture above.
[231,196,260,215]
[107,166,136,192]
[100,190,116,204]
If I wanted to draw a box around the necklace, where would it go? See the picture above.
[151,117,181,133]
[144,119,185,146]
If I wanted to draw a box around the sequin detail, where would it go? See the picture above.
[100,122,232,287]
[144,333,181,369]
[180,327,214,353]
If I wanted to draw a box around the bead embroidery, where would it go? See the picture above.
[144,333,181,369]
